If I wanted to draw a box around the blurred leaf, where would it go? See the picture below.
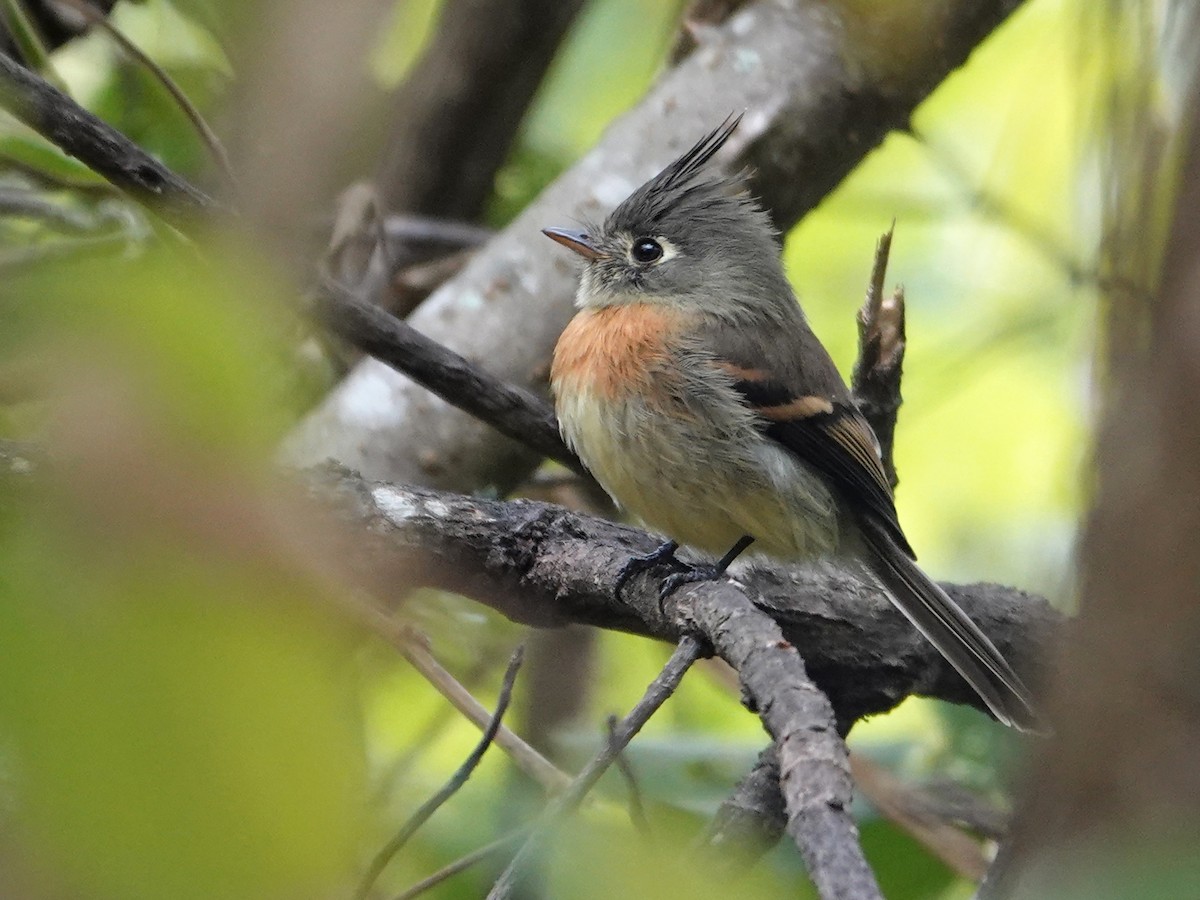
[370,0,444,88]
[544,816,807,900]
[0,244,367,899]
[859,818,969,900]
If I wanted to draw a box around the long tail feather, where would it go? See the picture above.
[857,515,1045,733]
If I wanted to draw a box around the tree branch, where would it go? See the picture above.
[311,282,583,476]
[0,52,214,225]
[375,0,586,221]
[356,645,526,900]
[311,468,1060,734]
[699,744,788,870]
[672,583,882,899]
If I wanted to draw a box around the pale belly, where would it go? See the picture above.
[557,384,841,561]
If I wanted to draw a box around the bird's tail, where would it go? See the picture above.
[856,514,1045,734]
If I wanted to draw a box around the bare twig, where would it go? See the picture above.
[381,214,493,253]
[673,583,883,900]
[0,0,61,85]
[357,609,570,793]
[0,186,101,232]
[848,753,990,881]
[485,637,705,900]
[698,660,1001,878]
[0,52,214,225]
[390,828,529,900]
[606,713,651,836]
[852,226,906,487]
[355,645,526,900]
[370,649,506,807]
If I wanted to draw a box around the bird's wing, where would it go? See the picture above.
[703,326,915,558]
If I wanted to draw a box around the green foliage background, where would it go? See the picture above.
[0,0,1118,897]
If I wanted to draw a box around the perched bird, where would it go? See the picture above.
[543,116,1042,732]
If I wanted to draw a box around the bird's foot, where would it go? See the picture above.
[614,540,682,601]
[656,535,756,606]
[657,563,726,604]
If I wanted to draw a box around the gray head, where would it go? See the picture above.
[543,115,795,320]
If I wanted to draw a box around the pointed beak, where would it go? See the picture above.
[542,227,605,261]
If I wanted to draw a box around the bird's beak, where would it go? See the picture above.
[542,227,605,261]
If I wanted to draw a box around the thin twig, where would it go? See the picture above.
[390,827,530,900]
[370,650,507,807]
[852,225,906,488]
[355,645,526,900]
[357,606,570,793]
[697,659,996,880]
[0,51,214,225]
[0,186,100,232]
[0,0,63,87]
[57,0,238,193]
[606,713,650,836]
[381,214,493,251]
[485,637,705,900]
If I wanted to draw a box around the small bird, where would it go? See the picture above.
[543,116,1042,732]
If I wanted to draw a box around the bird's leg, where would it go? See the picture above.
[658,535,755,603]
[614,540,682,600]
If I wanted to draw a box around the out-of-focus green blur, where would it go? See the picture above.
[0,0,1138,897]
[1,250,366,898]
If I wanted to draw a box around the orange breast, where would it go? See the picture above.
[551,304,682,401]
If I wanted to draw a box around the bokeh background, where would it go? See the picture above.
[0,1,1177,898]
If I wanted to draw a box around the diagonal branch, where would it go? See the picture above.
[312,282,582,475]
[672,583,883,899]
[0,52,214,225]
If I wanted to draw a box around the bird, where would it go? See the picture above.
[542,115,1042,732]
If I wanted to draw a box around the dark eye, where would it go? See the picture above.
[631,237,663,264]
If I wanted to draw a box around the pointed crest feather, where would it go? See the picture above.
[649,112,743,195]
[605,112,747,234]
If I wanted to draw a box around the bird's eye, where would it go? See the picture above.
[631,237,663,264]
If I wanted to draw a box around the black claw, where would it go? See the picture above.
[657,564,723,604]
[615,540,681,600]
[657,535,755,608]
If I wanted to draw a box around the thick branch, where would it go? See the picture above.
[313,468,1061,727]
[376,0,586,221]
